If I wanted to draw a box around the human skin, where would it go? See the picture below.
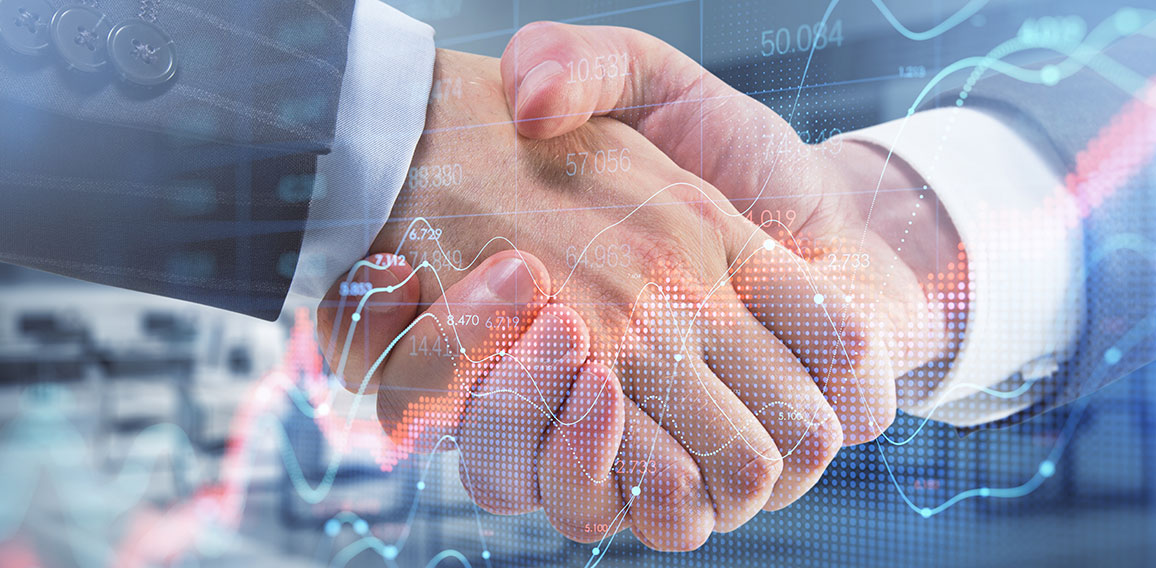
[320,47,866,551]
[500,22,967,445]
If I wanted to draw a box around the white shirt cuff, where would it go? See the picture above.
[839,107,1085,427]
[287,0,435,304]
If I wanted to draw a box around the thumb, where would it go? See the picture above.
[500,21,800,203]
[501,21,634,139]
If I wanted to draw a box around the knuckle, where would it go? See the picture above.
[718,444,782,519]
[514,20,561,42]
[459,461,538,516]
[814,406,846,454]
[651,461,707,509]
[761,405,842,512]
[514,21,583,60]
[710,449,781,530]
[794,406,844,470]
[632,461,714,552]
[734,450,783,500]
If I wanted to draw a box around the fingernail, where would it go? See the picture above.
[517,60,564,113]
[485,256,537,306]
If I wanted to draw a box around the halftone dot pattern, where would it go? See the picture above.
[378,304,534,469]
[3,2,1155,568]
[144,2,1156,568]
[320,3,1152,560]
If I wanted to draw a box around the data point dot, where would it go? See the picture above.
[1040,64,1061,86]
[813,294,824,305]
[1039,460,1055,478]
[631,486,641,496]
[351,313,360,322]
[1104,347,1122,365]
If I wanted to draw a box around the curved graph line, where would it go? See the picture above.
[4,4,1154,568]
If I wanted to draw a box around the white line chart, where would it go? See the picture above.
[0,1,1153,567]
[324,2,1156,564]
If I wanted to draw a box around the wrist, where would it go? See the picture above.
[835,141,959,282]
[827,139,966,367]
[372,48,481,256]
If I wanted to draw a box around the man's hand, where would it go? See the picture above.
[317,250,625,533]
[341,47,849,551]
[500,22,967,443]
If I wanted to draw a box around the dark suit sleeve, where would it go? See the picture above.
[938,33,1156,427]
[0,0,356,320]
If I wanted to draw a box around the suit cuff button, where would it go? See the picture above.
[0,0,54,56]
[50,5,112,73]
[107,19,177,86]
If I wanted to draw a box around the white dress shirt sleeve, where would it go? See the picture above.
[838,107,1086,427]
[287,0,435,304]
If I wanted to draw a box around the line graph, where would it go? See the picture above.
[349,24,1156,464]
[288,2,1156,563]
[1,1,1154,567]
[321,3,1156,561]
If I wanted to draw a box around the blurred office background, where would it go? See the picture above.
[2,0,1154,566]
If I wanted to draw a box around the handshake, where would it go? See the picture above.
[316,22,962,551]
